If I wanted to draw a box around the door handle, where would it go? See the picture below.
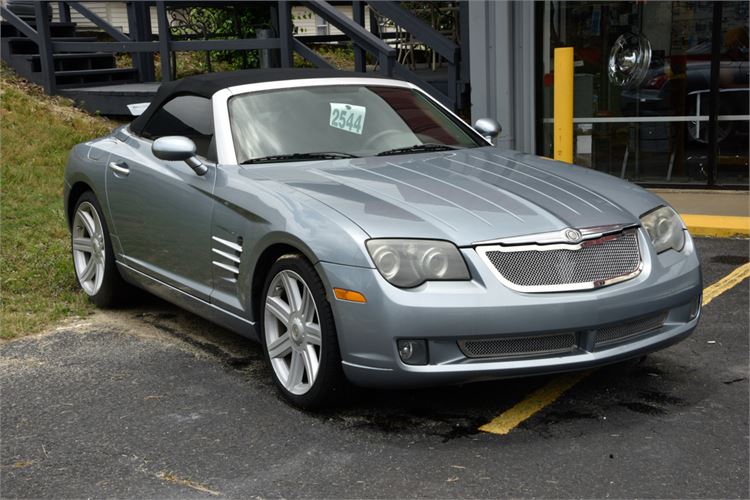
[108,161,130,176]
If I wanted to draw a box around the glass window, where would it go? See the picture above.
[538,1,748,187]
[715,10,748,185]
[228,85,483,164]
[139,94,216,161]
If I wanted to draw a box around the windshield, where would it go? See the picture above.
[228,85,484,164]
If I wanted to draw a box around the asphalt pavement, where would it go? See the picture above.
[1,238,748,499]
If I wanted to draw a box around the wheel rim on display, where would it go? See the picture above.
[264,270,323,395]
[72,202,106,296]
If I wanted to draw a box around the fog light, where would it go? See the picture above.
[689,294,702,320]
[397,339,428,365]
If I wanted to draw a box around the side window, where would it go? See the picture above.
[140,94,216,161]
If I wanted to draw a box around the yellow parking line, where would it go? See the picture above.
[479,262,750,436]
[478,370,592,435]
[702,262,750,307]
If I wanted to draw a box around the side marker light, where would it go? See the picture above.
[333,288,367,303]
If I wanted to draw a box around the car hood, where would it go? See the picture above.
[241,147,665,246]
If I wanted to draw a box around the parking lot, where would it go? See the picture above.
[1,237,748,498]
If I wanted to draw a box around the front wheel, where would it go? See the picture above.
[260,254,345,409]
[71,191,129,307]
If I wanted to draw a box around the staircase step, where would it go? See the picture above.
[0,21,78,28]
[49,24,78,37]
[5,36,98,54]
[55,68,137,77]
[1,21,78,38]
[11,52,117,72]
[0,21,78,29]
[15,52,114,60]
[0,22,22,38]
[55,68,139,88]
[44,22,78,29]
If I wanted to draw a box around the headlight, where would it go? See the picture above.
[366,239,470,288]
[640,206,685,253]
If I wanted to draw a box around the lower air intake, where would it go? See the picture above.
[458,332,577,359]
[594,312,668,348]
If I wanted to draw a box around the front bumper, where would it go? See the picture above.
[317,230,702,388]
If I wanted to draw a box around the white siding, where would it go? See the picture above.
[49,2,159,34]
[292,5,381,38]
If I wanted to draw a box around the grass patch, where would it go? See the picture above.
[1,65,116,339]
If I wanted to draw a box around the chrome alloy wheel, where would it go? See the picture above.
[72,201,106,296]
[264,270,323,395]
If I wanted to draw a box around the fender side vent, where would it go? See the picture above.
[211,236,242,280]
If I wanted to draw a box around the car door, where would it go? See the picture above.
[105,94,217,300]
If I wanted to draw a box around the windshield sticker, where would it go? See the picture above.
[329,103,366,135]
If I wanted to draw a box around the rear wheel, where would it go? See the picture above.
[260,254,345,409]
[71,191,129,307]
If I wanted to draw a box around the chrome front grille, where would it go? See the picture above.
[458,332,577,359]
[477,229,641,292]
[595,312,668,348]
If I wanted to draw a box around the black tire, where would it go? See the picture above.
[70,191,130,307]
[260,253,346,409]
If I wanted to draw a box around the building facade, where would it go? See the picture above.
[469,1,749,188]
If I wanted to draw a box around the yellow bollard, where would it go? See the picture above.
[553,47,574,163]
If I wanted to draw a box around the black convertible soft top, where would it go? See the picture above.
[130,68,382,135]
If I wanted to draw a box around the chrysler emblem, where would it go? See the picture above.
[564,228,582,243]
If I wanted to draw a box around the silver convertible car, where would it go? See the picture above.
[65,69,702,408]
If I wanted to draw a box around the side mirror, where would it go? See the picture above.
[152,136,208,176]
[474,118,502,143]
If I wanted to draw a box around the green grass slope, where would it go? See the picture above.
[1,66,116,339]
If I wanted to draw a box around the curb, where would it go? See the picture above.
[680,214,750,238]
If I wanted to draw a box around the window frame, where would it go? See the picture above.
[134,92,217,162]
[209,78,491,166]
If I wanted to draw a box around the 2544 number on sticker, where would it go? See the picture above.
[329,103,366,135]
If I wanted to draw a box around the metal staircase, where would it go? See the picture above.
[1,16,138,89]
[0,1,469,116]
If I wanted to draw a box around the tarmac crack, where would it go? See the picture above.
[723,377,747,385]
[156,471,222,496]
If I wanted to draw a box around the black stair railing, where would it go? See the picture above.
[301,0,396,76]
[1,0,465,110]
[369,0,460,108]
[0,1,288,93]
[65,1,154,81]
[0,3,57,93]
[297,0,462,109]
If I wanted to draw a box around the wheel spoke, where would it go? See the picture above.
[72,237,93,253]
[267,332,292,359]
[305,322,322,346]
[286,351,304,390]
[265,295,291,325]
[301,288,316,322]
[79,210,98,237]
[303,344,319,382]
[79,258,97,283]
[281,272,302,312]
